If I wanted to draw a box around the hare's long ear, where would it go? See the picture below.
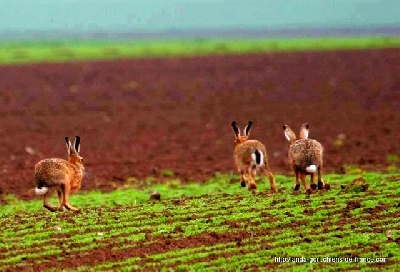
[243,121,253,137]
[231,121,240,138]
[65,137,72,155]
[74,136,81,153]
[299,123,309,139]
[283,125,296,142]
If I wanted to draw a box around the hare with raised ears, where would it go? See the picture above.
[231,121,277,193]
[283,123,324,194]
[34,136,84,212]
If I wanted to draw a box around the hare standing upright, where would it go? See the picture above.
[283,123,324,193]
[34,136,84,212]
[231,121,277,193]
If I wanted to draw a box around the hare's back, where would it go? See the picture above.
[235,140,267,157]
[290,139,323,165]
[35,158,69,178]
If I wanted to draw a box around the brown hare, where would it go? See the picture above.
[283,123,324,193]
[34,136,84,212]
[231,121,277,193]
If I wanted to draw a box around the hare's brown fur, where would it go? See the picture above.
[34,136,84,212]
[284,123,324,193]
[232,121,277,193]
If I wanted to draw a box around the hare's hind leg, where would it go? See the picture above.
[244,165,256,191]
[61,183,79,211]
[264,164,277,193]
[317,167,324,190]
[310,173,317,191]
[300,173,311,194]
[43,191,58,212]
[248,166,258,190]
[240,170,247,187]
[293,169,301,191]
[56,190,65,211]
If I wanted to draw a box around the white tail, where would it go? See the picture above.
[251,149,264,167]
[35,187,49,195]
[306,165,317,173]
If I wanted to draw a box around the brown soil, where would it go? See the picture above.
[0,48,399,200]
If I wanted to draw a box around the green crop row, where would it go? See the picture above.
[0,36,400,65]
[0,172,399,270]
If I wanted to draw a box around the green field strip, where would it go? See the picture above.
[1,172,399,270]
[140,226,356,261]
[1,36,400,65]
[0,172,395,216]
[142,245,251,269]
[1,225,237,269]
[0,191,272,225]
[141,239,362,269]
[1,210,259,255]
[28,230,253,270]
[77,240,267,271]
[202,241,396,271]
[0,246,62,268]
[21,212,396,272]
[270,218,400,244]
[266,193,398,213]
[0,175,257,215]
[271,232,391,254]
[147,243,238,266]
[10,219,316,270]
[1,200,397,251]
[3,229,398,270]
[276,192,398,210]
[191,247,279,270]
[64,257,143,272]
[81,241,260,271]
[272,239,397,263]
[169,245,380,271]
[1,231,147,267]
[2,196,398,260]
[1,201,239,238]
[150,242,238,261]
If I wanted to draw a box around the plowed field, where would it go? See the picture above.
[0,48,399,201]
[1,48,400,270]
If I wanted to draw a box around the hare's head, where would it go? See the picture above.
[231,121,253,146]
[65,136,83,165]
[283,123,309,143]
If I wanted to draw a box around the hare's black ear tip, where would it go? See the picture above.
[248,121,253,125]
[65,136,69,141]
[304,123,309,129]
[231,121,236,126]
[76,136,80,139]
[283,125,287,130]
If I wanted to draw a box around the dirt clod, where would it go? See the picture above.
[303,237,312,243]
[173,226,184,233]
[346,200,362,210]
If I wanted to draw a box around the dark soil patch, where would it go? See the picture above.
[363,203,391,215]
[303,208,315,216]
[345,200,362,211]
